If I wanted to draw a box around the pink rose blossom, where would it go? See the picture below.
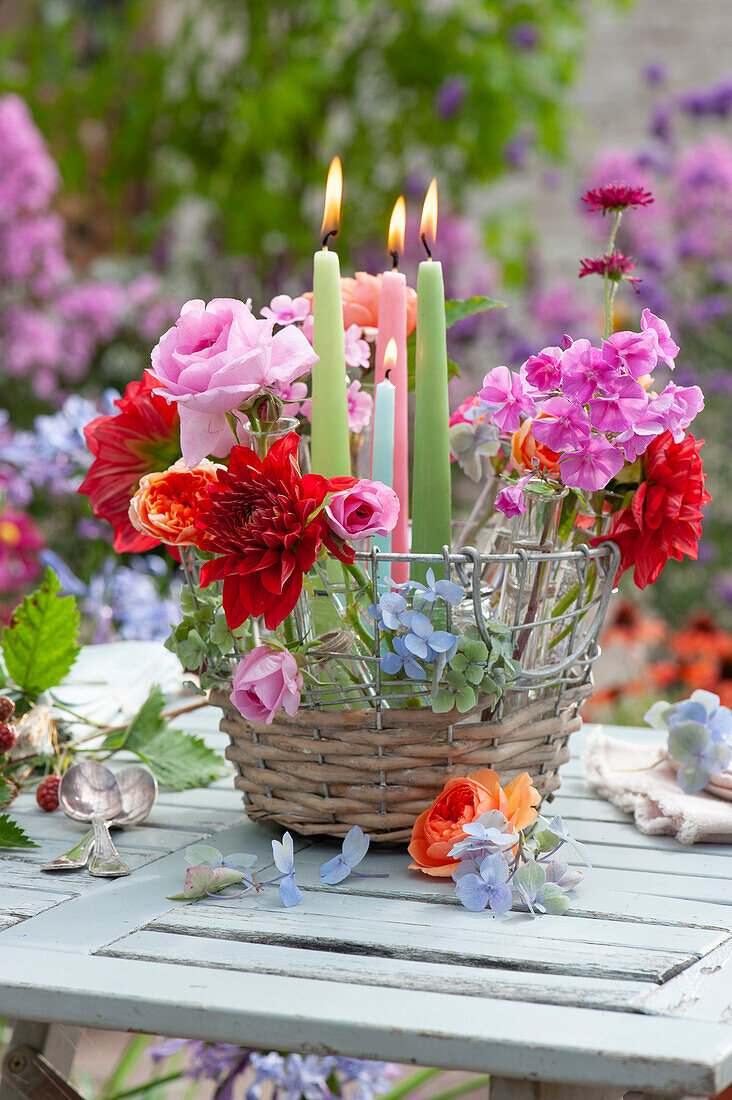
[231,646,303,725]
[150,297,317,466]
[521,347,563,392]
[344,324,371,369]
[640,309,680,368]
[588,376,648,433]
[347,379,373,434]
[479,366,537,433]
[261,294,310,326]
[559,437,625,492]
[530,396,591,452]
[561,339,620,403]
[601,329,658,380]
[325,479,399,541]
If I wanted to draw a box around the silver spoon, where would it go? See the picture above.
[42,765,157,873]
[57,761,130,877]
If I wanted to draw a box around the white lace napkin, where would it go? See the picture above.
[582,729,732,845]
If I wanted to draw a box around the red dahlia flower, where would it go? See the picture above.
[594,430,711,589]
[78,372,181,553]
[196,432,355,630]
[581,183,654,214]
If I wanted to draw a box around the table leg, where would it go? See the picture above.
[0,1022,81,1100]
[489,1080,625,1100]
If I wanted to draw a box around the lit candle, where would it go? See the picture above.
[371,339,397,574]
[310,156,351,477]
[373,196,410,583]
[411,179,452,581]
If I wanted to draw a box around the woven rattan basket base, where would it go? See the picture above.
[211,682,591,843]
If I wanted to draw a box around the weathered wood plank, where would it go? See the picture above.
[636,939,732,1022]
[0,886,76,920]
[100,928,652,1011]
[0,948,727,1094]
[146,900,700,983]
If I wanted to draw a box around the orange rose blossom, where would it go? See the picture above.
[408,768,540,877]
[128,458,222,547]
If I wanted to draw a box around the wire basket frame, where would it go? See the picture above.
[193,541,619,841]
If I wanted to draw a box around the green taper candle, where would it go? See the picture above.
[411,179,452,579]
[310,157,351,477]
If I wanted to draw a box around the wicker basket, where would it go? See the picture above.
[209,541,620,843]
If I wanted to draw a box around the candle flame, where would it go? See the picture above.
[384,337,398,377]
[320,156,343,244]
[420,178,438,256]
[387,196,406,261]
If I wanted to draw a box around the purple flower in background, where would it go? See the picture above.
[644,62,667,86]
[334,1059,401,1100]
[511,22,539,49]
[559,437,624,492]
[479,366,536,432]
[588,376,648,433]
[503,129,534,170]
[531,396,591,452]
[0,94,60,216]
[435,75,466,119]
[261,294,310,326]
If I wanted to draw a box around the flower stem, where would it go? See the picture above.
[427,1076,492,1100]
[380,1068,444,1100]
[603,211,623,339]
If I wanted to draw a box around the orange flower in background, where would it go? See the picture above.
[129,459,222,547]
[409,768,539,878]
[511,417,561,477]
[304,272,417,337]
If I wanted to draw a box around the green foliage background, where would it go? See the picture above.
[1,0,626,280]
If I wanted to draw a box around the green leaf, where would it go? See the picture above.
[0,779,15,811]
[134,728,227,790]
[0,813,37,849]
[445,297,503,328]
[121,686,168,751]
[2,568,80,695]
[432,690,456,714]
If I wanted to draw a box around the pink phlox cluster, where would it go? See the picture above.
[474,313,701,492]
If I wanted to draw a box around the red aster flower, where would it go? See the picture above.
[593,430,711,588]
[581,182,654,214]
[79,372,181,553]
[578,251,641,291]
[196,432,355,631]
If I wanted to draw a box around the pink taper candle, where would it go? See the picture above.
[373,197,409,582]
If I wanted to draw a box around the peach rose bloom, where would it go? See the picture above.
[129,458,222,546]
[511,418,561,477]
[304,272,417,337]
[409,768,540,877]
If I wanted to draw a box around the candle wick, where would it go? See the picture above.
[385,368,392,381]
[390,251,399,270]
[322,228,339,249]
[420,233,432,260]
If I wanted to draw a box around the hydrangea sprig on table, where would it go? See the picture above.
[645,689,732,794]
[409,767,588,916]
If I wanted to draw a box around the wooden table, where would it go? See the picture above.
[1,644,731,1100]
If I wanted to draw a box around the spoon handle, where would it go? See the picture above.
[41,830,95,872]
[89,817,131,877]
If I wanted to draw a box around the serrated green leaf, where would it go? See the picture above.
[0,813,37,849]
[456,686,477,712]
[134,728,227,790]
[445,297,503,327]
[464,640,488,663]
[2,568,80,695]
[465,665,485,685]
[432,690,456,714]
